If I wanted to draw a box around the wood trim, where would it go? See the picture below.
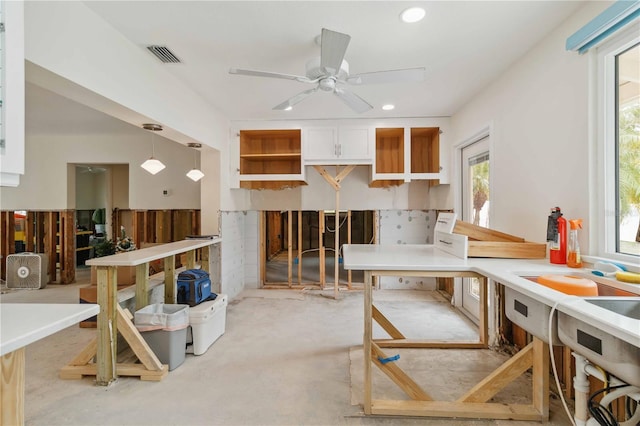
[288,210,293,288]
[371,400,543,421]
[1,347,25,426]
[298,211,302,286]
[372,305,405,339]
[371,343,432,401]
[457,342,533,403]
[374,339,486,349]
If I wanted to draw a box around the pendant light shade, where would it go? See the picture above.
[186,168,205,182]
[141,123,166,175]
[186,143,204,182]
[141,158,166,175]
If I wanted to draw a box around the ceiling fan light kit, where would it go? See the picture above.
[229,28,425,113]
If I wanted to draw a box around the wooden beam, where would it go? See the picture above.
[25,211,35,252]
[364,270,373,415]
[185,249,196,269]
[334,188,339,299]
[163,255,175,303]
[288,210,293,288]
[457,342,533,403]
[67,337,97,367]
[371,400,543,421]
[479,276,489,346]
[371,343,432,401]
[335,164,356,184]
[347,210,352,289]
[374,339,486,349]
[319,210,325,289]
[312,165,340,190]
[116,305,163,371]
[297,210,302,286]
[372,305,405,339]
[45,212,57,282]
[135,263,150,310]
[60,210,75,284]
[260,212,266,288]
[96,266,117,386]
[1,348,25,426]
[532,337,550,420]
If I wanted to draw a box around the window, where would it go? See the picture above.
[597,27,640,261]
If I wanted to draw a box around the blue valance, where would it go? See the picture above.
[566,0,640,54]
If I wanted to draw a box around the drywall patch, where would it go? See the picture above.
[378,210,438,290]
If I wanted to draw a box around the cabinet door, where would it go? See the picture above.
[303,128,337,162]
[338,127,373,162]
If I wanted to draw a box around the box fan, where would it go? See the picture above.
[6,253,49,289]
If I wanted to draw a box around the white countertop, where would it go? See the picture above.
[86,237,221,267]
[342,244,640,349]
[1,303,100,355]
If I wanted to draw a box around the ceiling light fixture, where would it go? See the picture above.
[400,7,426,23]
[284,106,293,111]
[382,104,395,111]
[186,143,205,182]
[140,123,166,175]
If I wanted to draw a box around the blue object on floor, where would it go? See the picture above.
[378,354,400,364]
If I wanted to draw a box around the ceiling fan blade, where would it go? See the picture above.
[333,88,373,113]
[229,67,313,83]
[320,28,351,76]
[273,87,319,110]
[347,67,426,85]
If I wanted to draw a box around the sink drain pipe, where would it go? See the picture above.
[573,353,640,426]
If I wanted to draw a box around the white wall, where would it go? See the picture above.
[449,1,610,255]
[1,94,201,211]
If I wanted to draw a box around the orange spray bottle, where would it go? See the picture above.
[567,219,583,268]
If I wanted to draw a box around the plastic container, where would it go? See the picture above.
[187,294,228,355]
[537,275,598,296]
[135,304,189,370]
[547,207,566,265]
[567,219,583,268]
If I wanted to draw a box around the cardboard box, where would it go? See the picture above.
[79,283,133,327]
[90,265,136,285]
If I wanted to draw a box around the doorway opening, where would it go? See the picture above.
[262,210,374,289]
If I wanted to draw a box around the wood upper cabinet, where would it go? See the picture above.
[303,126,373,165]
[237,129,306,190]
[371,126,447,187]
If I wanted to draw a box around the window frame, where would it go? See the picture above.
[591,25,640,264]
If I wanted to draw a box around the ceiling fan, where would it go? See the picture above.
[229,28,425,113]
[77,165,106,174]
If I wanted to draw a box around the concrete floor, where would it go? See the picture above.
[1,272,574,426]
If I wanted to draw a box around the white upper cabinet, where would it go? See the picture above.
[303,126,373,165]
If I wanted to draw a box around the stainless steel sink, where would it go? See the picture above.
[558,297,640,387]
[505,284,562,345]
[585,298,640,319]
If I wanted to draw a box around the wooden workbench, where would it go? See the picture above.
[60,237,221,386]
[343,243,550,421]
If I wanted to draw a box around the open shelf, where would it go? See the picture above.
[239,129,302,177]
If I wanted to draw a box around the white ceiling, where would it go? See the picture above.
[73,1,585,122]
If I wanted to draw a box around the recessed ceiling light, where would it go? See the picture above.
[400,7,426,23]
[382,104,395,111]
[284,106,293,111]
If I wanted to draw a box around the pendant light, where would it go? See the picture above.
[186,143,204,182]
[140,123,166,175]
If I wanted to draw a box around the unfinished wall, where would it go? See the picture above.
[378,210,438,290]
[220,211,246,300]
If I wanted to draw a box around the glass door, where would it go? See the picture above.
[461,137,490,321]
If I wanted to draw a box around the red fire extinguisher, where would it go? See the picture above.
[547,207,566,264]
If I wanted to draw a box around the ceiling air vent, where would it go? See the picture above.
[146,45,181,63]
